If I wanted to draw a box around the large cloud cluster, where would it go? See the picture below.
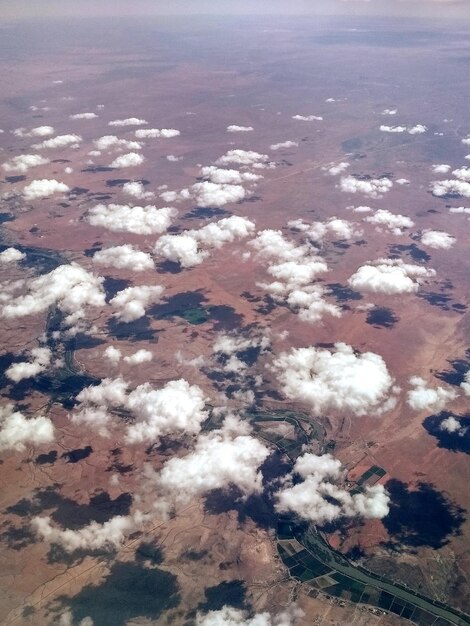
[216,149,271,168]
[288,217,361,242]
[227,125,253,133]
[348,258,435,294]
[271,342,397,417]
[92,245,154,271]
[155,215,255,268]
[32,134,82,149]
[23,179,70,200]
[149,416,269,511]
[407,377,457,412]
[340,175,393,198]
[109,152,144,168]
[249,230,340,323]
[122,181,154,200]
[275,452,390,524]
[86,203,177,234]
[0,248,25,264]
[420,229,455,249]
[135,128,180,139]
[108,117,148,126]
[72,376,208,442]
[196,605,304,626]
[5,347,52,383]
[432,179,470,197]
[110,285,164,322]
[2,154,50,172]
[0,404,54,451]
[93,135,142,151]
[1,263,105,327]
[379,124,427,134]
[364,209,414,235]
[32,513,143,552]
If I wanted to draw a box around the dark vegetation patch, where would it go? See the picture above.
[81,166,114,173]
[106,316,157,342]
[366,307,399,328]
[68,187,89,196]
[197,580,247,613]
[7,486,132,530]
[389,243,431,263]
[382,479,465,549]
[0,244,67,275]
[0,523,35,550]
[135,542,164,565]
[422,412,470,454]
[61,446,93,463]
[5,175,26,183]
[35,450,58,465]
[435,349,470,386]
[327,283,363,303]
[105,178,149,187]
[155,259,182,274]
[57,561,179,626]
[103,276,132,303]
[0,212,15,223]
[183,206,229,219]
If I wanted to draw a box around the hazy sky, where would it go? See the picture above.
[1,0,470,21]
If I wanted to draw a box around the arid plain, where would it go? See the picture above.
[0,15,469,626]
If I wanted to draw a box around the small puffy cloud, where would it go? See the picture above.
[122,181,154,200]
[227,125,253,133]
[270,140,298,151]
[110,152,144,168]
[87,203,177,235]
[125,379,207,443]
[271,342,397,417]
[74,376,207,443]
[324,161,349,176]
[449,206,470,215]
[461,371,470,396]
[6,347,52,383]
[396,178,410,185]
[13,125,54,138]
[23,179,70,200]
[452,166,470,182]
[432,179,470,197]
[2,154,50,173]
[440,415,467,436]
[1,263,105,327]
[407,376,457,412]
[348,205,373,213]
[292,114,323,121]
[462,136,470,146]
[93,135,142,151]
[123,349,153,365]
[382,108,397,115]
[152,416,269,509]
[32,134,82,149]
[288,217,361,242]
[92,245,154,271]
[340,175,393,198]
[196,605,304,626]
[0,248,25,264]
[432,164,451,174]
[32,514,141,552]
[365,209,414,235]
[110,285,164,322]
[348,258,435,294]
[155,215,255,268]
[200,166,262,185]
[380,124,427,134]
[275,452,390,524]
[191,181,245,207]
[70,112,98,120]
[108,117,147,126]
[166,154,182,162]
[0,404,54,451]
[135,128,180,139]
[420,230,456,249]
[104,346,122,365]
[216,149,270,167]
